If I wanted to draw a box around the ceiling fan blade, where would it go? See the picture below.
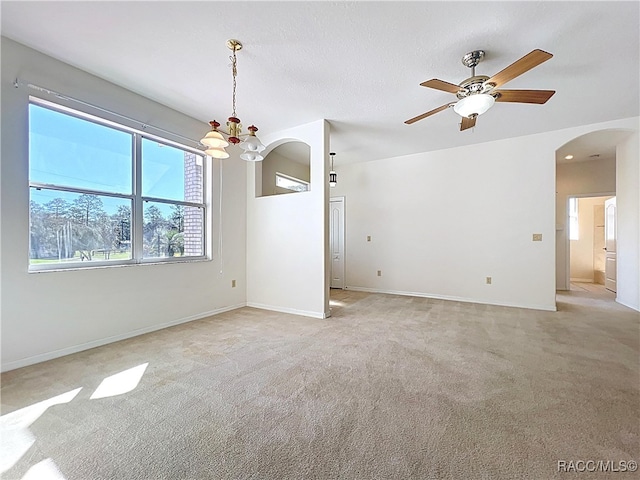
[460,115,476,131]
[420,79,460,94]
[485,49,553,88]
[494,89,555,104]
[405,103,451,125]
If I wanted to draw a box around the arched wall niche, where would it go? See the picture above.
[255,140,311,197]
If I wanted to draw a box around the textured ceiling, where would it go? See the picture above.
[1,1,638,166]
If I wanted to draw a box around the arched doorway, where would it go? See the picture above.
[555,128,634,300]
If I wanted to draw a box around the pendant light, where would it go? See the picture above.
[329,152,337,188]
[200,39,265,161]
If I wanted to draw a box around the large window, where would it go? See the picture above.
[28,99,206,270]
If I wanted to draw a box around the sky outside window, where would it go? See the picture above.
[142,138,187,202]
[29,103,132,196]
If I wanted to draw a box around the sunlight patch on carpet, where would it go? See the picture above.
[90,363,148,400]
[21,458,66,480]
[0,388,82,473]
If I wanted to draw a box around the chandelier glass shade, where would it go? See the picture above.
[201,123,229,148]
[200,39,264,161]
[201,121,230,158]
[239,125,266,162]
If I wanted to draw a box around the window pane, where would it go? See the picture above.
[142,139,203,203]
[275,173,309,192]
[29,103,132,194]
[569,198,579,240]
[29,188,132,265]
[143,201,203,259]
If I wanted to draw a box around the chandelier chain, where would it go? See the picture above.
[230,49,238,117]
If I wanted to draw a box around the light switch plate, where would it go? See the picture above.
[532,234,543,242]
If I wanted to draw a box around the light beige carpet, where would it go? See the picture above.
[1,287,638,479]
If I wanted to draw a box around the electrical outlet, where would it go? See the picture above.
[367,236,371,242]
[532,234,543,242]
[231,280,236,288]
[377,270,382,276]
[486,276,492,285]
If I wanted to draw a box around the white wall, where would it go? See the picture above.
[556,158,616,289]
[331,117,639,311]
[1,38,248,371]
[570,196,609,282]
[616,131,640,310]
[246,120,330,318]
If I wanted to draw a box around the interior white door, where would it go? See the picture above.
[330,197,345,289]
[604,197,617,293]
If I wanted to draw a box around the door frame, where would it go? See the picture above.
[563,191,615,290]
[329,196,346,289]
[604,196,617,292]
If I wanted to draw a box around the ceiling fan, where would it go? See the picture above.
[405,49,556,131]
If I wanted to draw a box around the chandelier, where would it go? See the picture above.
[200,39,265,161]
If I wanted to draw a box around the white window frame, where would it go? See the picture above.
[28,97,208,272]
[275,172,310,192]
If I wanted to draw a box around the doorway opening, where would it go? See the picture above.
[329,196,345,290]
[567,194,616,293]
[554,127,630,304]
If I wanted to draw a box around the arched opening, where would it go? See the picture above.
[257,141,310,197]
[555,128,634,298]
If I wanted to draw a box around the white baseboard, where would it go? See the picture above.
[345,286,558,312]
[246,302,326,319]
[1,303,246,373]
[570,277,595,283]
[616,298,640,312]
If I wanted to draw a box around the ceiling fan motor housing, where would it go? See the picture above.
[456,75,493,99]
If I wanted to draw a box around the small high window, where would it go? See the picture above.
[275,172,309,192]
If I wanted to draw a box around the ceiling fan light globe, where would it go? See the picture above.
[453,94,495,118]
[201,130,229,148]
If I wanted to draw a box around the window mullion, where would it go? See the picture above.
[139,196,204,209]
[29,182,134,200]
[133,134,144,262]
